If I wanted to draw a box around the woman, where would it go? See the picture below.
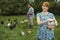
[37,2,57,40]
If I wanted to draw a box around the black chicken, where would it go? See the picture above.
[1,21,4,24]
[8,22,17,30]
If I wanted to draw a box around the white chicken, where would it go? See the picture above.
[7,23,12,27]
[21,31,25,36]
[48,19,58,29]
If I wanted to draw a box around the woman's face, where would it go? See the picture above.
[42,5,48,12]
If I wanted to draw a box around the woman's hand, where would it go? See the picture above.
[47,18,55,22]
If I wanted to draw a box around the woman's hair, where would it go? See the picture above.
[43,2,50,8]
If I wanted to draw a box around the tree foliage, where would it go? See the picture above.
[0,0,60,15]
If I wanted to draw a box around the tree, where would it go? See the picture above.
[0,0,60,15]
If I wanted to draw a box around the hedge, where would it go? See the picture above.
[0,0,60,15]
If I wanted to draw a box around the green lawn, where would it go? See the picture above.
[0,15,60,40]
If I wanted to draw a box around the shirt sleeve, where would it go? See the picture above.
[50,13,55,19]
[37,13,41,17]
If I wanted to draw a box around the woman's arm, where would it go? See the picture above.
[37,16,47,25]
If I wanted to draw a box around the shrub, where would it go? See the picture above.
[0,0,60,15]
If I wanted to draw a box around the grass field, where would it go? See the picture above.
[0,15,60,40]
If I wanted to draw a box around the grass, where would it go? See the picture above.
[0,15,60,40]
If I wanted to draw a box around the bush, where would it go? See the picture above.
[0,0,60,15]
[0,0,28,15]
